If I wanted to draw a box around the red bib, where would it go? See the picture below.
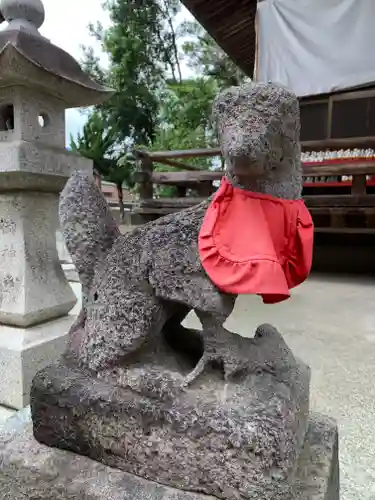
[198,177,314,304]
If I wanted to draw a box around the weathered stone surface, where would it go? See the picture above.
[0,413,339,500]
[0,139,92,189]
[212,82,302,199]
[29,81,338,499]
[0,315,75,409]
[58,83,304,380]
[294,415,340,500]
[0,193,76,326]
[31,322,311,500]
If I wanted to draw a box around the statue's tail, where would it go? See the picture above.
[59,172,121,302]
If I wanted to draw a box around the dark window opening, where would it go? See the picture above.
[0,104,14,131]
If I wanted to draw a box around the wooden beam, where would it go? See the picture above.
[133,207,186,216]
[314,227,375,234]
[153,158,201,172]
[154,164,375,182]
[137,194,375,210]
[148,148,222,160]
[304,194,375,207]
[138,154,153,201]
[302,161,375,176]
[137,165,375,187]
[308,207,375,215]
[137,197,207,208]
[301,137,375,152]
[151,170,222,185]
[137,146,375,169]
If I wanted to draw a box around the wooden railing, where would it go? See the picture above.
[133,143,375,233]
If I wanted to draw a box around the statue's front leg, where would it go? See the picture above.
[185,311,262,385]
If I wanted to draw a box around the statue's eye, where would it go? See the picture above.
[93,292,99,302]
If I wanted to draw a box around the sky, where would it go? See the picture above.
[40,0,111,145]
[34,0,194,145]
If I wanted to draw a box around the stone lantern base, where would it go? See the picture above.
[0,313,77,410]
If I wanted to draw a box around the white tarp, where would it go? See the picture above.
[256,0,375,97]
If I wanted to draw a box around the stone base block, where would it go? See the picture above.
[31,357,311,500]
[0,411,339,500]
[0,316,76,409]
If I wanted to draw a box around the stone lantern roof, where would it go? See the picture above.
[0,0,114,107]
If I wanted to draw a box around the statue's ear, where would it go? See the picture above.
[59,172,120,296]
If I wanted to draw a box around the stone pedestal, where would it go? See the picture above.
[0,317,75,409]
[27,318,339,500]
[30,358,311,500]
[0,0,112,408]
[0,410,339,500]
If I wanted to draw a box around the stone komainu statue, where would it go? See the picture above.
[57,82,313,382]
[30,83,338,500]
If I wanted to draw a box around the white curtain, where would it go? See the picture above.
[256,0,375,96]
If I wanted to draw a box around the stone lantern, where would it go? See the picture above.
[0,0,113,408]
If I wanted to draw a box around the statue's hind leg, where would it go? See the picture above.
[76,287,190,400]
[79,282,167,372]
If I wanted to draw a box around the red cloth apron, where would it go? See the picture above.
[198,177,314,304]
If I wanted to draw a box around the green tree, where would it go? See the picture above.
[73,0,248,204]
[152,78,218,160]
[151,77,221,197]
[70,112,135,220]
[107,152,137,220]
[180,20,248,88]
[73,0,188,209]
[69,111,114,180]
[81,0,183,147]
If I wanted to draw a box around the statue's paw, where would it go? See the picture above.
[185,326,256,385]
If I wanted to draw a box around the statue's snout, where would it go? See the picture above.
[223,122,271,179]
[228,154,266,178]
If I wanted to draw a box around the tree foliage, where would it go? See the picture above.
[82,0,183,147]
[180,20,248,88]
[152,78,217,157]
[69,111,115,178]
[72,0,245,208]
[151,77,220,197]
[70,111,136,219]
